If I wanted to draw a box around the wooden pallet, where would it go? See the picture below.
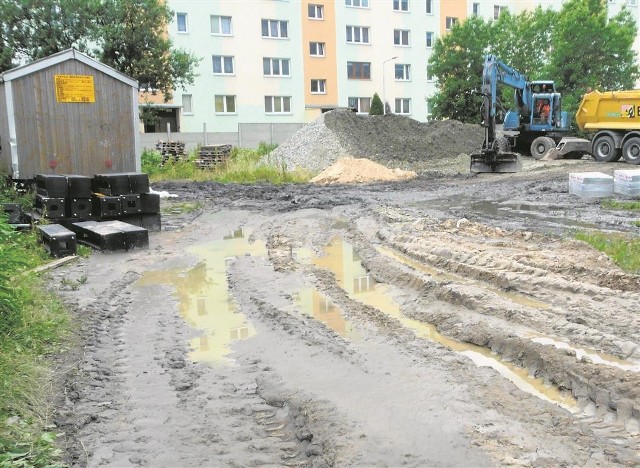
[196,144,232,169]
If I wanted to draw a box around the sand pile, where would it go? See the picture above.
[310,157,417,185]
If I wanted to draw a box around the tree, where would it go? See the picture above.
[95,0,200,102]
[0,0,99,69]
[427,16,492,123]
[0,0,200,104]
[547,0,639,118]
[370,93,384,115]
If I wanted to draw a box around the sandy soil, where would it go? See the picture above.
[49,157,640,467]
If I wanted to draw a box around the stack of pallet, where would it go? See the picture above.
[156,141,187,164]
[195,144,232,169]
[29,173,163,256]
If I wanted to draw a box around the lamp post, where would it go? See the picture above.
[382,56,398,115]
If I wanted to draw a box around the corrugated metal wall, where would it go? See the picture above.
[10,60,136,179]
[0,83,10,174]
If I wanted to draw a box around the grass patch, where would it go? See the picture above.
[142,143,314,184]
[1,180,71,467]
[574,231,640,273]
[161,201,204,215]
[601,200,640,211]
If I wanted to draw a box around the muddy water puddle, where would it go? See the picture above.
[136,227,262,365]
[313,236,578,411]
[421,197,599,231]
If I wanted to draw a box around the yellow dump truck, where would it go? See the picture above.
[545,90,640,164]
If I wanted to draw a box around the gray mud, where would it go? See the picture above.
[50,157,640,467]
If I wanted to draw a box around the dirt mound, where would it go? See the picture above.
[269,110,484,175]
[310,157,417,185]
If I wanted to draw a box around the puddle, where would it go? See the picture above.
[526,335,640,372]
[423,198,601,231]
[377,246,550,310]
[292,288,356,338]
[136,227,264,364]
[315,236,578,412]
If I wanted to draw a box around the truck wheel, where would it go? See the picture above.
[592,135,621,162]
[493,136,511,153]
[530,136,555,160]
[622,137,640,165]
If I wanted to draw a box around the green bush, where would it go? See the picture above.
[370,92,384,115]
[141,148,163,176]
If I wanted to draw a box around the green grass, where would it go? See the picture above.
[574,231,640,273]
[601,200,640,211]
[1,181,71,467]
[161,201,204,215]
[142,143,314,184]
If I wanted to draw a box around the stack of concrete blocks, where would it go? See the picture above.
[568,172,614,198]
[613,169,640,198]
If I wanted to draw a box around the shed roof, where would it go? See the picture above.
[0,48,138,89]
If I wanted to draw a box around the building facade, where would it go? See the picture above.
[166,0,639,133]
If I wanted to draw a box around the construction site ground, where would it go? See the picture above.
[46,154,640,467]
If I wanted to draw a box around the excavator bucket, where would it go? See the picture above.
[470,149,522,173]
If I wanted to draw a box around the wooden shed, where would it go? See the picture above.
[0,49,140,181]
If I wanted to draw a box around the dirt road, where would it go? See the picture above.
[51,158,640,467]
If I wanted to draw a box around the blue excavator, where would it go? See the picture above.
[470,55,571,173]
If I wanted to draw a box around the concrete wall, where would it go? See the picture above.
[140,122,305,152]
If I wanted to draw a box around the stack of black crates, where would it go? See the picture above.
[33,172,161,231]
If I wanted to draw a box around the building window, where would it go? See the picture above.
[426,31,434,48]
[345,0,369,7]
[473,2,480,15]
[215,95,236,113]
[310,42,326,56]
[395,98,410,114]
[348,97,371,113]
[308,4,324,19]
[347,61,371,79]
[211,15,232,35]
[494,5,507,19]
[263,58,291,76]
[182,94,193,114]
[395,64,410,80]
[426,0,433,14]
[393,0,409,11]
[627,0,636,5]
[311,79,327,94]
[445,16,458,30]
[346,26,370,44]
[394,29,410,46]
[176,13,188,33]
[212,55,234,74]
[261,19,288,38]
[265,96,292,113]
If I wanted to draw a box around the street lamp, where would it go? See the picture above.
[382,56,398,115]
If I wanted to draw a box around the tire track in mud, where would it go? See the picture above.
[52,252,342,467]
[230,221,636,465]
[334,214,640,457]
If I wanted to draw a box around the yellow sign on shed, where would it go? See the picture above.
[54,75,95,103]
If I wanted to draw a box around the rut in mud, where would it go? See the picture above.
[49,163,640,467]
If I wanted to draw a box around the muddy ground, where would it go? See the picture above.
[49,156,640,467]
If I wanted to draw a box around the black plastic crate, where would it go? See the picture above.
[121,194,142,214]
[141,213,161,232]
[67,198,92,219]
[140,192,160,213]
[128,173,150,194]
[37,224,77,258]
[35,195,66,219]
[102,220,149,250]
[65,175,92,198]
[71,221,127,251]
[92,173,131,196]
[1,203,22,224]
[35,174,68,198]
[120,214,143,227]
[91,195,121,219]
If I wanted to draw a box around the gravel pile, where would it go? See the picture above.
[269,109,485,174]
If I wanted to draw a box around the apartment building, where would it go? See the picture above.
[165,0,639,133]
